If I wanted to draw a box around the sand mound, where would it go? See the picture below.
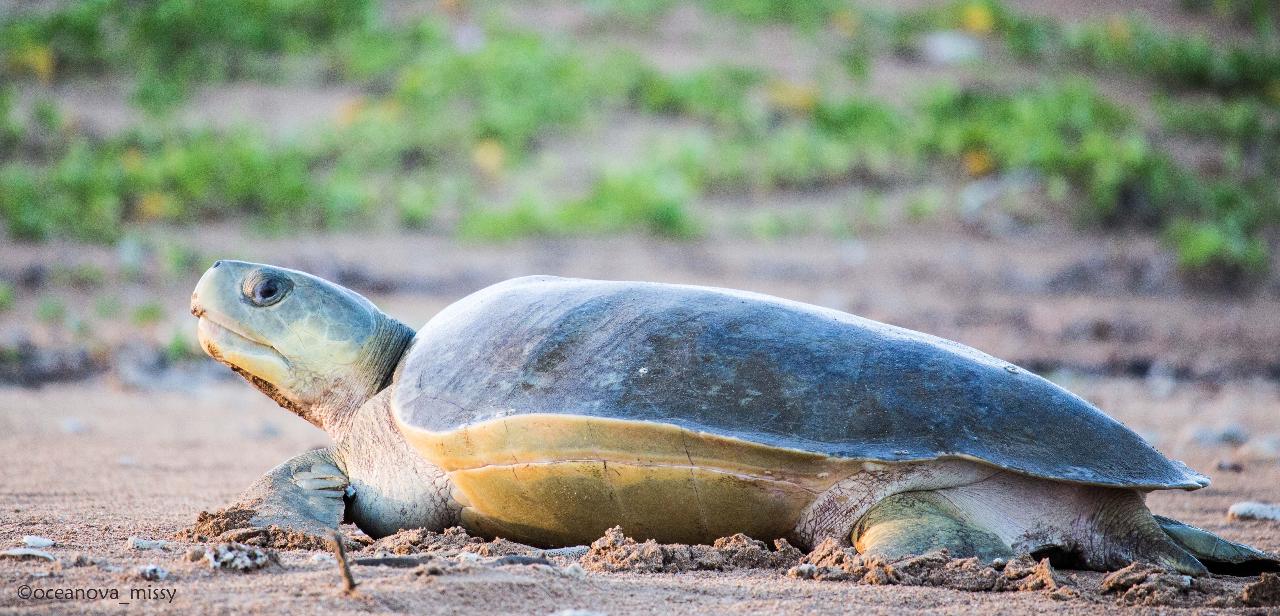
[363,526,539,558]
[176,505,257,540]
[1242,572,1280,607]
[1100,562,1192,606]
[175,505,360,550]
[787,539,1076,598]
[580,527,802,573]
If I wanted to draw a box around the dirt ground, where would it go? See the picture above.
[2,228,1279,615]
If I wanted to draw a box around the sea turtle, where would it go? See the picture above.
[190,260,1277,575]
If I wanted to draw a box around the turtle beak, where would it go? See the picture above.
[190,260,224,318]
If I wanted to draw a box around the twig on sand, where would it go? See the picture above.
[330,532,359,597]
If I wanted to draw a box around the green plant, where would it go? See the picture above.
[36,297,66,324]
[164,330,201,362]
[679,94,906,191]
[918,80,1278,277]
[630,65,765,128]
[742,210,817,239]
[394,176,473,230]
[160,243,203,277]
[584,0,677,27]
[0,0,376,112]
[131,301,164,326]
[0,282,13,312]
[391,25,622,154]
[555,166,700,237]
[1166,217,1268,280]
[50,264,106,288]
[460,164,700,240]
[94,295,122,318]
[701,0,847,30]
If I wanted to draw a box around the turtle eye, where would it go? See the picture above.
[243,271,292,307]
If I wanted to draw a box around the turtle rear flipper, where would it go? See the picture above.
[1155,515,1280,575]
[860,477,1211,575]
[854,491,1014,563]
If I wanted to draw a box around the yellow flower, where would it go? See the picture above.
[137,192,176,221]
[472,138,506,176]
[1105,16,1131,45]
[121,148,144,173]
[961,3,995,35]
[374,99,404,119]
[830,9,860,37]
[19,45,55,85]
[962,149,995,177]
[766,80,818,115]
[440,0,467,16]
[336,98,366,127]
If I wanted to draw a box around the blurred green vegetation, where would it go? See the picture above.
[0,0,374,112]
[1,0,1278,286]
[0,282,13,312]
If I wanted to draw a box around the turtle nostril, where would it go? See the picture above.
[212,260,224,269]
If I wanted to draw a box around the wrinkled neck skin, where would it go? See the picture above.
[295,316,416,443]
[337,384,462,536]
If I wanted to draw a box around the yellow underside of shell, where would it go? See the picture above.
[397,412,858,546]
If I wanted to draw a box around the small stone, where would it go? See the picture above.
[787,563,818,579]
[456,551,481,563]
[1227,501,1280,521]
[127,537,169,550]
[204,543,276,571]
[1188,424,1249,448]
[185,547,207,562]
[560,563,586,579]
[23,536,55,548]
[919,31,982,65]
[246,421,281,441]
[1241,434,1280,460]
[310,553,336,565]
[59,417,89,434]
[1,548,56,561]
[541,545,589,560]
[136,565,169,581]
[1215,459,1244,473]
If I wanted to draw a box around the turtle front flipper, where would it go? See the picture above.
[854,492,1014,563]
[205,448,354,549]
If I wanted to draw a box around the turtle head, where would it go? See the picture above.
[190,260,415,434]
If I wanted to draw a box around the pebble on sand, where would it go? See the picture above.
[136,565,169,581]
[59,417,89,434]
[1187,424,1249,448]
[23,536,55,548]
[127,537,170,550]
[1,548,56,562]
[1227,501,1280,521]
[1241,434,1280,460]
[203,543,276,571]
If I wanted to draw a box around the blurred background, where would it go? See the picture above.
[0,0,1278,389]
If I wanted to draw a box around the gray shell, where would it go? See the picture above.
[393,276,1207,490]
